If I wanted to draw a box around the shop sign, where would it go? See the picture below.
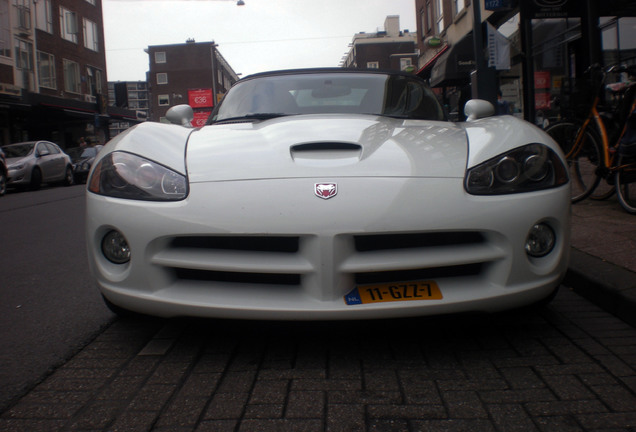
[522,0,581,19]
[191,110,212,127]
[426,36,442,47]
[485,0,511,11]
[0,83,21,97]
[188,88,214,108]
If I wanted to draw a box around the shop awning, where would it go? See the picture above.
[417,45,450,80]
[430,34,476,88]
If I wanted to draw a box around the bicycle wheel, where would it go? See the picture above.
[545,121,603,203]
[615,155,636,214]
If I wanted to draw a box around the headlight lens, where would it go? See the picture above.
[88,151,187,201]
[525,223,556,257]
[102,230,131,264]
[465,144,568,195]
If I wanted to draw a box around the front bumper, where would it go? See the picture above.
[7,166,30,185]
[86,177,570,319]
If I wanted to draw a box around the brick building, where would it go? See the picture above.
[340,16,418,72]
[0,0,135,149]
[147,40,240,125]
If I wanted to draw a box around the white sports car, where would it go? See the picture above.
[86,69,570,319]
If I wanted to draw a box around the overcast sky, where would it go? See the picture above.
[102,0,417,82]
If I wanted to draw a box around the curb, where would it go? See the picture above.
[564,248,636,328]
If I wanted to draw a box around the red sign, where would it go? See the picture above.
[188,88,214,108]
[534,71,551,90]
[535,92,551,110]
[191,110,212,127]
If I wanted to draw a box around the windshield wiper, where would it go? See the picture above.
[212,113,291,124]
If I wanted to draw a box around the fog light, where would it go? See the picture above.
[102,230,131,264]
[525,223,555,257]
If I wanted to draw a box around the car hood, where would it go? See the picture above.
[6,156,29,166]
[186,114,468,183]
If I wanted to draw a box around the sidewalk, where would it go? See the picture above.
[565,194,636,327]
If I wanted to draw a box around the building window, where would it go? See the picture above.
[0,0,11,57]
[400,58,413,71]
[366,61,379,69]
[85,0,96,5]
[13,0,30,30]
[60,7,78,43]
[14,38,32,70]
[35,0,52,33]
[83,18,99,51]
[454,0,465,16]
[37,51,56,89]
[63,59,81,93]
[426,1,434,33]
[86,66,102,96]
[156,73,168,84]
[155,51,166,63]
[436,0,444,34]
[158,94,170,106]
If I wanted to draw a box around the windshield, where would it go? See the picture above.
[211,72,445,123]
[2,143,34,158]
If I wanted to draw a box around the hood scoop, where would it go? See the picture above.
[290,142,362,167]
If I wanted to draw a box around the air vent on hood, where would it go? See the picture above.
[290,142,362,166]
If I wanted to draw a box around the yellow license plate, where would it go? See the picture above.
[344,281,442,305]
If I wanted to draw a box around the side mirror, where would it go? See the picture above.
[464,99,495,121]
[166,104,194,127]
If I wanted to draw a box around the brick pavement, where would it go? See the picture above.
[566,196,636,327]
[1,287,635,432]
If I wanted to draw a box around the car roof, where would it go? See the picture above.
[239,68,423,83]
[3,140,54,147]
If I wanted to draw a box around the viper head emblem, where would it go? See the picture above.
[315,183,337,200]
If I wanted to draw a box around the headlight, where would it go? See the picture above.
[8,163,24,171]
[465,144,568,195]
[88,151,187,201]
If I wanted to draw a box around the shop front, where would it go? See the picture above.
[520,0,636,126]
[418,0,636,126]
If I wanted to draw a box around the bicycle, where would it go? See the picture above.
[545,65,636,213]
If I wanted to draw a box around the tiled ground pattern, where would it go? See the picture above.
[1,288,635,432]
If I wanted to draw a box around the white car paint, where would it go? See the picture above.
[86,112,570,319]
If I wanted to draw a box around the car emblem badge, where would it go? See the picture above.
[315,183,337,200]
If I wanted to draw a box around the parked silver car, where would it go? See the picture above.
[67,145,103,183]
[2,141,74,190]
[0,147,7,196]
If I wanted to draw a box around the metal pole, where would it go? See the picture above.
[519,1,535,123]
[211,43,218,107]
[471,0,497,106]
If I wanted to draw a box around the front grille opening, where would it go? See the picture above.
[354,232,486,252]
[355,263,484,285]
[175,268,301,286]
[171,236,299,253]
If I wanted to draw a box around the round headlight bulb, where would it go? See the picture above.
[525,223,556,257]
[524,154,550,182]
[101,230,131,264]
[495,157,520,183]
